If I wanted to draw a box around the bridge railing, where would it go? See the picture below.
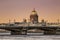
[0,23,60,27]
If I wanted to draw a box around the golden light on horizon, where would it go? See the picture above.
[0,0,60,23]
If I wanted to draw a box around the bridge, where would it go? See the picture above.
[0,23,60,35]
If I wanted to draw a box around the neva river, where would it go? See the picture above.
[0,33,60,40]
[0,35,60,40]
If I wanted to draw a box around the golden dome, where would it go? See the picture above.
[31,8,37,15]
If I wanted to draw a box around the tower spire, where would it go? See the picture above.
[32,8,35,12]
[57,19,59,24]
[14,19,16,23]
[9,19,11,24]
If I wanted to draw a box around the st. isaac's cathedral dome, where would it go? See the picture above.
[30,8,38,24]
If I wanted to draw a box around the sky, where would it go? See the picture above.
[0,0,60,23]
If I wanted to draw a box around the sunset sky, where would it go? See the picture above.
[0,0,60,23]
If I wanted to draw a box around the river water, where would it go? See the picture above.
[0,33,60,40]
[0,35,60,40]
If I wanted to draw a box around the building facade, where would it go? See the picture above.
[30,9,38,24]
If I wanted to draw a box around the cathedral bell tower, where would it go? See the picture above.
[30,8,38,24]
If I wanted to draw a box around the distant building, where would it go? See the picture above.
[30,8,38,24]
[41,19,46,26]
[23,18,27,23]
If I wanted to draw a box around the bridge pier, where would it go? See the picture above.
[11,28,27,35]
[44,30,56,35]
[11,30,27,35]
[11,31,21,35]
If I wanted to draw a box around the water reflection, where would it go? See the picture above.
[0,35,60,40]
